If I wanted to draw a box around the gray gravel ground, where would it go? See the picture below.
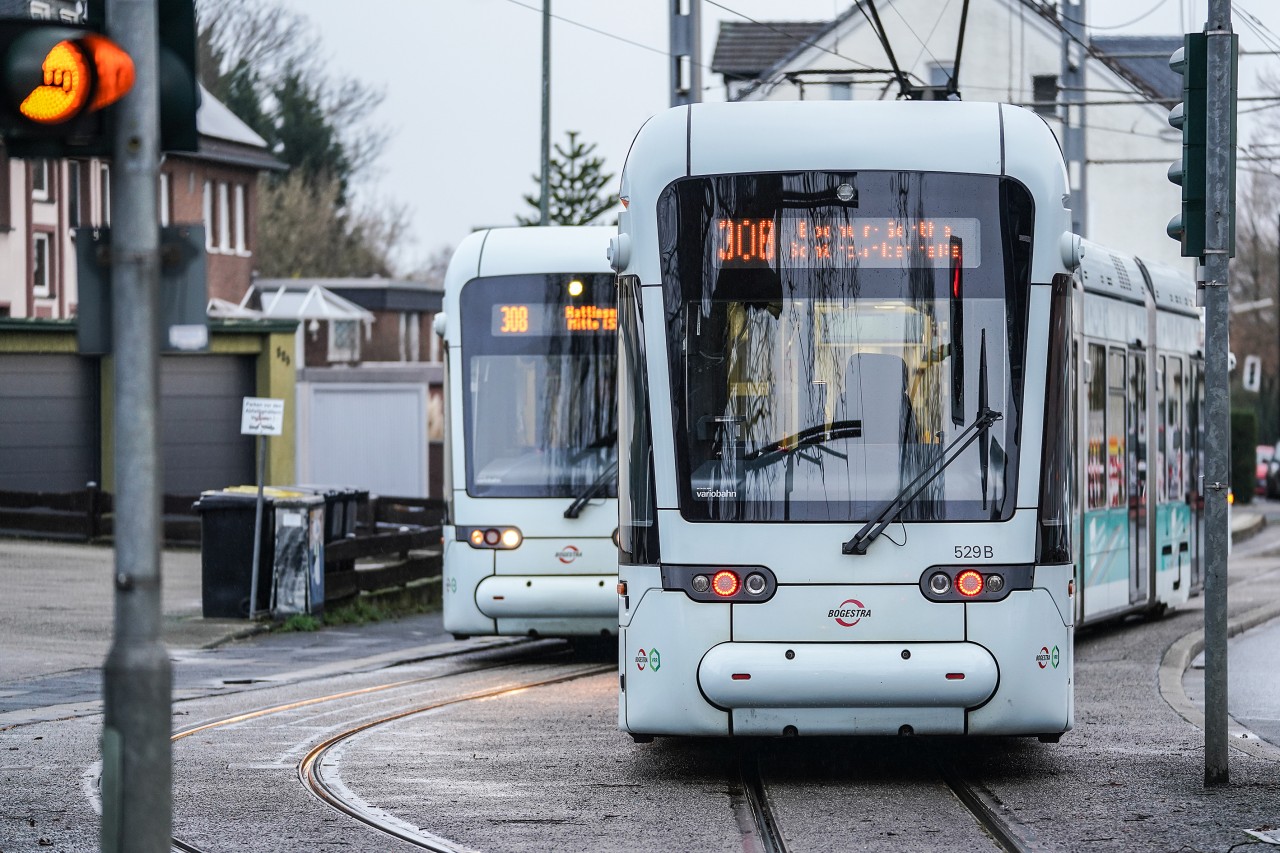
[2,523,1279,852]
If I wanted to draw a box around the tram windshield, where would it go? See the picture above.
[459,273,617,498]
[658,171,1033,522]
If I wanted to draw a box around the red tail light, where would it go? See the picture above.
[712,570,740,597]
[955,570,984,597]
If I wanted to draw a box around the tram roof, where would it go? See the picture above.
[445,226,616,289]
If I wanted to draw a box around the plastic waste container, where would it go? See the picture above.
[272,495,326,618]
[290,485,368,542]
[193,490,278,618]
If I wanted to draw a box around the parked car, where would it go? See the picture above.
[1257,445,1274,497]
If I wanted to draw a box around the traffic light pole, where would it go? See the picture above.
[1202,0,1233,788]
[101,0,172,849]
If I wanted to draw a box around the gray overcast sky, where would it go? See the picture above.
[275,0,1280,269]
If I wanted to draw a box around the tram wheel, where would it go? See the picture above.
[630,733,655,744]
[451,633,471,640]
[1143,602,1169,622]
[1037,734,1062,743]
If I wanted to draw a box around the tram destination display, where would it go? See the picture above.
[492,302,617,336]
[714,216,981,269]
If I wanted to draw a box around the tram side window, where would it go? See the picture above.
[1167,357,1184,501]
[1086,343,1107,510]
[1107,349,1127,508]
[1156,356,1167,502]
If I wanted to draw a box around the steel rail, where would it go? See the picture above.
[298,665,614,851]
[736,748,789,853]
[938,762,1035,853]
[166,641,578,853]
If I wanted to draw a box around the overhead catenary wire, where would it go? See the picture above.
[499,0,715,75]
[1058,0,1172,31]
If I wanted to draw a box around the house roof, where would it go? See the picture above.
[239,282,375,324]
[1091,36,1185,105]
[710,20,831,79]
[258,277,444,313]
[170,85,287,172]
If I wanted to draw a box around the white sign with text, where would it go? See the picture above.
[241,397,285,436]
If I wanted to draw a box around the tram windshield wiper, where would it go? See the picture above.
[564,459,618,519]
[842,332,1001,556]
[744,420,861,468]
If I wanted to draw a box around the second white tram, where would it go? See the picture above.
[440,226,619,639]
[609,100,1201,740]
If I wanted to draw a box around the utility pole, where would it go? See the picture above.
[101,0,171,849]
[1201,0,1236,788]
[1060,0,1088,237]
[670,0,702,106]
[539,0,550,226]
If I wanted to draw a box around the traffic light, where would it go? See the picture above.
[1166,34,1207,259]
[155,0,199,152]
[0,21,134,157]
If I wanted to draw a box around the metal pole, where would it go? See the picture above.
[1202,0,1234,788]
[670,0,702,106]
[101,0,172,849]
[539,0,550,226]
[249,433,267,618]
[1061,0,1088,237]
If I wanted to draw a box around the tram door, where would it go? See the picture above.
[1128,352,1149,604]
[1189,360,1206,592]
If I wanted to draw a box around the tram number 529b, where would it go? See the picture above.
[955,545,995,559]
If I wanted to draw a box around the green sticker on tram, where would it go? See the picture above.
[649,648,661,671]
[1051,646,1060,669]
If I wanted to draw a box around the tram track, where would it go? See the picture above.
[163,642,610,853]
[734,744,1035,853]
[297,664,613,852]
[163,637,599,850]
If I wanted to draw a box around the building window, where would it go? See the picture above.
[68,162,80,226]
[202,180,213,249]
[1033,75,1059,117]
[928,62,952,88]
[829,80,852,100]
[328,320,360,362]
[58,8,77,22]
[217,182,230,252]
[99,163,110,225]
[159,172,171,227]
[32,159,49,202]
[33,232,52,297]
[30,2,52,19]
[233,184,247,253]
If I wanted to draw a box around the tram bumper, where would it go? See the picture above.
[699,642,998,736]
[476,574,615,619]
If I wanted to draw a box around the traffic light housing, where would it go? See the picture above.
[1167,32,1237,259]
[0,21,134,157]
[1166,34,1207,258]
[82,0,200,153]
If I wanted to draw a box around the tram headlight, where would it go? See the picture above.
[711,570,740,597]
[744,573,767,595]
[462,526,524,549]
[691,574,710,593]
[612,527,620,548]
[985,573,1005,594]
[955,570,984,597]
[929,572,951,595]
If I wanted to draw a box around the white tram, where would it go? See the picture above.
[439,226,619,639]
[608,101,1200,740]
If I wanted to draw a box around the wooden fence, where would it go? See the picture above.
[0,488,447,607]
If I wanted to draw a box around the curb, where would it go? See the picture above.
[1158,600,1280,762]
[1231,512,1266,545]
